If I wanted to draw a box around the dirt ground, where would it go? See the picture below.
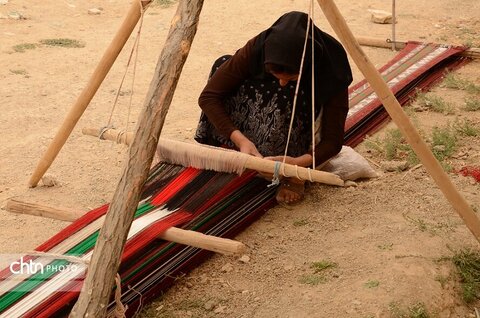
[1,0,480,317]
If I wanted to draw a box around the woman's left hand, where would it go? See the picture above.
[264,154,313,168]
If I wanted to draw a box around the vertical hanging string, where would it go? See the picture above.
[125,1,147,132]
[310,0,316,169]
[106,0,148,129]
[281,6,312,176]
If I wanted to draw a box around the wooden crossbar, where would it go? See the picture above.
[5,199,246,256]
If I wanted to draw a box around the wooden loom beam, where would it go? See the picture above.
[28,0,152,188]
[356,36,480,59]
[317,0,480,242]
[4,199,246,256]
[70,1,204,317]
[82,127,345,186]
[6,198,84,221]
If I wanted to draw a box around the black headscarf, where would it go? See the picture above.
[249,11,353,104]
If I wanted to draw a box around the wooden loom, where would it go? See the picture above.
[17,0,479,317]
[2,38,471,317]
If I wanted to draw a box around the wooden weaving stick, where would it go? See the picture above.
[82,127,345,187]
[6,198,84,222]
[317,0,480,242]
[5,199,246,256]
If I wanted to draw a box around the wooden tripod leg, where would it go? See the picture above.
[70,1,205,316]
[316,0,480,241]
[28,1,151,188]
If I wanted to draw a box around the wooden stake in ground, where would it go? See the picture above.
[69,1,204,317]
[28,0,151,188]
[391,0,397,51]
[316,0,480,242]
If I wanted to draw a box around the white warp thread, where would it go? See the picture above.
[157,138,248,175]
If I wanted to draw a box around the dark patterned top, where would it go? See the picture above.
[196,55,313,157]
[196,37,349,164]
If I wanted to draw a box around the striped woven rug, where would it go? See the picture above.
[0,42,469,317]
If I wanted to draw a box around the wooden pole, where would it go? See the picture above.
[6,198,84,221]
[4,199,246,256]
[356,36,406,50]
[391,0,396,51]
[162,227,246,256]
[316,0,480,242]
[69,1,204,316]
[82,127,345,186]
[28,1,151,188]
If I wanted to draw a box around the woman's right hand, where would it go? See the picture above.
[239,141,263,157]
[230,130,263,157]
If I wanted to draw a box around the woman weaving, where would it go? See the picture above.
[195,11,352,203]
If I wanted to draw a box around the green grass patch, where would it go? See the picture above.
[442,73,480,94]
[436,35,448,43]
[299,260,337,286]
[453,119,480,137]
[365,123,460,168]
[364,129,419,165]
[298,274,326,286]
[377,243,394,251]
[12,43,37,53]
[466,84,480,95]
[40,38,85,48]
[363,136,384,154]
[155,0,177,7]
[311,260,337,273]
[384,129,404,160]
[403,214,454,234]
[9,69,28,76]
[389,302,431,318]
[464,97,480,111]
[364,280,380,288]
[293,219,309,227]
[430,125,457,162]
[417,92,455,115]
[404,215,428,232]
[455,26,480,48]
[452,249,480,303]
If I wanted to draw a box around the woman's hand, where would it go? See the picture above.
[264,154,313,167]
[230,130,263,157]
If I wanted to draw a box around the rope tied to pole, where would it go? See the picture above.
[268,161,281,187]
[107,273,128,318]
[106,0,149,131]
[98,126,115,140]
